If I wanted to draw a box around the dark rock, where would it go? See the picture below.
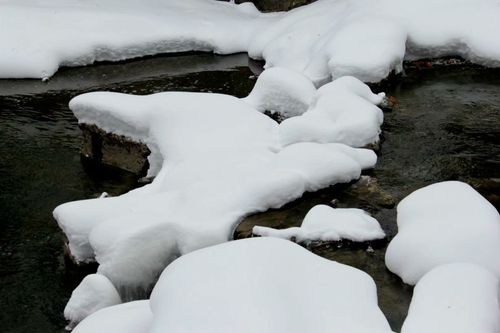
[306,237,387,252]
[363,141,381,153]
[233,0,317,12]
[404,56,473,70]
[80,123,150,177]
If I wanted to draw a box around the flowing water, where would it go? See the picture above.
[0,54,498,332]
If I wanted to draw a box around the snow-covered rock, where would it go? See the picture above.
[253,204,385,243]
[242,67,317,118]
[279,76,385,148]
[147,237,392,333]
[73,300,152,333]
[243,73,384,148]
[54,88,377,294]
[73,238,393,333]
[401,263,500,333]
[64,274,121,330]
[2,0,500,81]
[385,181,500,285]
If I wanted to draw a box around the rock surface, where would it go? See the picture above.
[80,124,150,176]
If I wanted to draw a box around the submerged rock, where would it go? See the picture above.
[344,176,396,208]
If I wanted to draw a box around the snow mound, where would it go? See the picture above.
[54,88,377,297]
[146,237,392,333]
[279,76,385,147]
[73,239,392,333]
[64,274,121,330]
[385,181,500,285]
[2,0,500,81]
[242,67,317,118]
[401,263,500,333]
[73,300,152,333]
[253,204,385,243]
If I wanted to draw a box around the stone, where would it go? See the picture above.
[80,123,150,176]
[234,0,317,12]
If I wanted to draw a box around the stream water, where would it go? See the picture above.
[0,54,498,332]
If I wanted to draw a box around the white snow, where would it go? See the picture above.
[279,76,385,148]
[145,237,392,333]
[53,87,377,294]
[73,300,152,333]
[242,67,317,118]
[0,0,269,80]
[253,204,385,243]
[2,0,500,81]
[249,0,500,83]
[385,181,500,285]
[64,274,121,330]
[401,263,500,333]
[72,238,392,333]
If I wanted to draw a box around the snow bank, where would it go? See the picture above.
[64,274,121,329]
[249,0,500,83]
[385,181,500,285]
[279,76,385,147]
[3,0,500,81]
[401,263,500,333]
[54,89,377,294]
[146,237,392,333]
[253,204,385,243]
[73,300,152,333]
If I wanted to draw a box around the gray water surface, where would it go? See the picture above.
[0,56,499,332]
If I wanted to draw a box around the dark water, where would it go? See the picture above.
[0,55,499,332]
[0,53,255,333]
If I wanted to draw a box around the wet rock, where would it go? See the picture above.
[63,234,98,269]
[263,110,286,123]
[380,95,397,111]
[404,57,473,70]
[345,176,396,208]
[363,141,381,153]
[233,0,317,12]
[80,123,150,177]
[306,237,387,252]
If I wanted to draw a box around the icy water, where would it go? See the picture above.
[0,55,499,332]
